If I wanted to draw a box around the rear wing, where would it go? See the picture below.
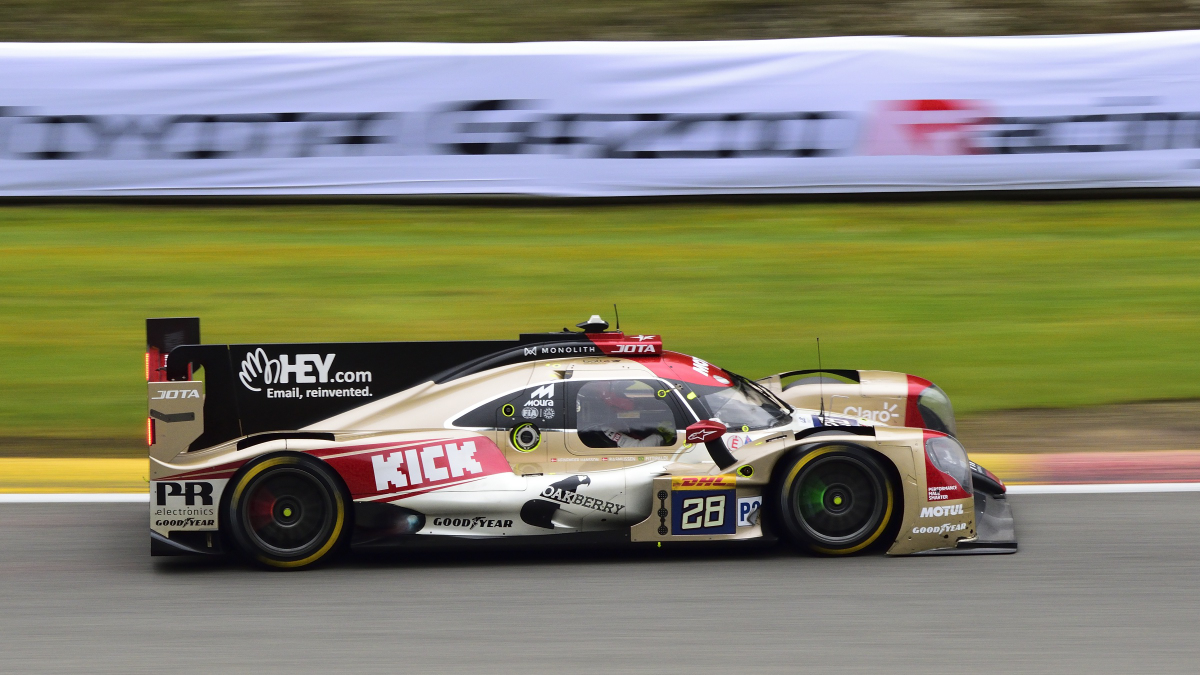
[147,317,526,454]
[146,317,663,455]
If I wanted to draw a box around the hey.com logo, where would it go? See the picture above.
[238,348,371,392]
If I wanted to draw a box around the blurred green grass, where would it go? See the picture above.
[0,0,1197,41]
[0,200,1198,443]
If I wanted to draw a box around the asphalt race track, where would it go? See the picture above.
[1,494,1198,674]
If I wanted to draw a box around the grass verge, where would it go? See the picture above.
[1,200,1198,447]
[0,1,1197,42]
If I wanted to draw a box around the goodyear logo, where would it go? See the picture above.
[672,476,737,490]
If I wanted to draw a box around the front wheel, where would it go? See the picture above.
[225,454,350,569]
[771,445,895,555]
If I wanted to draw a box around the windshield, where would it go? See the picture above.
[674,373,792,431]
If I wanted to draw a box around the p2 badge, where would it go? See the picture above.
[737,495,762,527]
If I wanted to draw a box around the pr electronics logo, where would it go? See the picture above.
[155,481,214,506]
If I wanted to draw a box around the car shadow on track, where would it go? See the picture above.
[151,538,797,574]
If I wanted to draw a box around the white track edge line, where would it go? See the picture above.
[0,493,150,503]
[3,483,1200,503]
[1006,482,1200,494]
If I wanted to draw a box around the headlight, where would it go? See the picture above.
[916,384,957,437]
[925,434,972,494]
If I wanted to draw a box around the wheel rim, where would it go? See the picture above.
[792,455,885,547]
[241,468,333,557]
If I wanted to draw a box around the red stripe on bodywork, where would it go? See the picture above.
[638,351,735,388]
[922,429,970,501]
[905,374,933,429]
[323,436,512,500]
[159,460,246,481]
[586,332,662,356]
[305,438,448,459]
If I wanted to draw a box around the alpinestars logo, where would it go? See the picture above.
[237,348,372,395]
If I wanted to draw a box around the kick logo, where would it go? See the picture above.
[371,441,485,491]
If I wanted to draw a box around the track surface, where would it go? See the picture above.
[1,494,1198,674]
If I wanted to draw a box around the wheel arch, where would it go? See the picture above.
[219,450,356,568]
[766,440,905,554]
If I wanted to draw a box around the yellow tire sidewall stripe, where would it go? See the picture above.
[786,445,895,556]
[230,455,346,569]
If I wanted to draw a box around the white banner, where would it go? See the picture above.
[2,33,1200,196]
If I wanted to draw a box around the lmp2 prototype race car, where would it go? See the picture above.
[146,315,1016,569]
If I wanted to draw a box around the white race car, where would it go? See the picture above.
[146,315,1015,568]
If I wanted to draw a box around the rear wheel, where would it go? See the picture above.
[226,454,350,569]
[771,445,895,555]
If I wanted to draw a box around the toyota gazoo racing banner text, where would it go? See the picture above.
[3,32,1200,196]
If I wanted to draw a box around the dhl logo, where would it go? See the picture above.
[672,476,736,490]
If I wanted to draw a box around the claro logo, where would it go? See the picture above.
[237,348,372,392]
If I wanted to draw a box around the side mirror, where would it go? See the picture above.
[685,419,726,444]
[684,420,736,469]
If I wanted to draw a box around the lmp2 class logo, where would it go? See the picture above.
[237,347,372,393]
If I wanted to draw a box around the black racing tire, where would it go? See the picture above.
[770,444,896,556]
[224,453,351,570]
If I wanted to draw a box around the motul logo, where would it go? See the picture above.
[920,504,964,518]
